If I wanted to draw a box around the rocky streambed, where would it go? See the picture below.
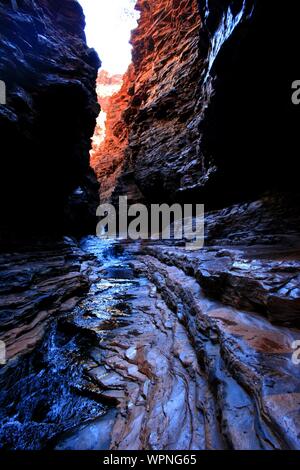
[1,0,300,453]
[1,226,300,450]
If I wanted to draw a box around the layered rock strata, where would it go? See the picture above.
[91,0,202,203]
[1,203,300,449]
[1,0,300,453]
[0,238,90,361]
[92,0,300,206]
[91,67,136,203]
[33,235,300,450]
[0,0,100,241]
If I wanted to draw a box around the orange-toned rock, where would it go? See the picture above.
[91,67,135,203]
[92,0,300,207]
[91,71,123,149]
[91,0,202,203]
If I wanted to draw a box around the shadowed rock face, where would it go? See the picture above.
[0,0,100,242]
[196,0,300,206]
[92,0,300,207]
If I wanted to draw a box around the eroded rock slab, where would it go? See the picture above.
[55,237,300,450]
[0,238,90,360]
[142,243,300,327]
[133,248,300,449]
[1,236,300,450]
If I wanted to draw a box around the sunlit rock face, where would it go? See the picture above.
[0,0,100,242]
[91,66,137,203]
[93,0,300,207]
[118,0,203,203]
[91,70,123,149]
[91,0,202,204]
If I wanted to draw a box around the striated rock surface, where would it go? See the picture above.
[142,244,300,327]
[120,0,203,203]
[134,245,300,450]
[1,0,300,453]
[92,0,300,207]
[204,194,300,249]
[7,235,295,451]
[1,220,300,449]
[0,0,100,241]
[86,3,300,449]
[91,67,137,203]
[0,238,90,361]
[91,0,203,203]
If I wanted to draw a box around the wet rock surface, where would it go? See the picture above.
[2,234,299,450]
[143,244,300,327]
[0,238,91,361]
[135,249,300,450]
[0,238,105,449]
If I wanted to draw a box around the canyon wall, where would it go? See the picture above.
[121,0,203,203]
[0,0,100,242]
[195,0,300,205]
[91,70,123,150]
[92,0,203,204]
[93,0,300,208]
[90,68,137,203]
[1,0,300,451]
[0,0,102,412]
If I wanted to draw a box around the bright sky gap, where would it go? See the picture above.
[78,0,139,75]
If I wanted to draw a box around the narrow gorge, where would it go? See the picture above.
[1,0,300,452]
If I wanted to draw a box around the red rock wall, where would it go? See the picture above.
[91,0,202,203]
[91,70,123,158]
[92,0,300,208]
[125,0,203,202]
[91,66,135,203]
